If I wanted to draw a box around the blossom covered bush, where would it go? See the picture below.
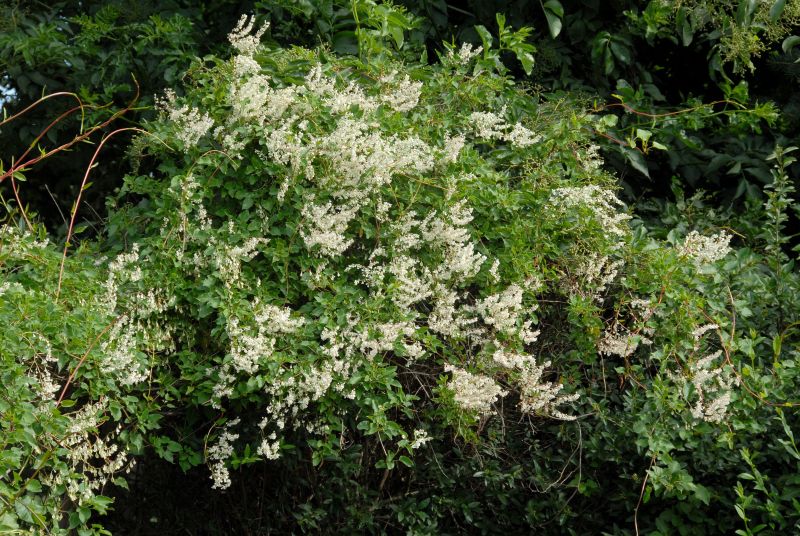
[2,13,799,535]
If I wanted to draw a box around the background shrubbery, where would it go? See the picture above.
[1,1,799,534]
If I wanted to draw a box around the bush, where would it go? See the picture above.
[1,12,799,535]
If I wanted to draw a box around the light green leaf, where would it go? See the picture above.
[475,25,493,52]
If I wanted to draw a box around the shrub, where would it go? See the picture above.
[2,13,798,534]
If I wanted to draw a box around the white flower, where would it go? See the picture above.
[678,230,732,264]
[228,14,268,57]
[476,284,524,335]
[208,418,239,489]
[381,74,422,113]
[156,89,214,147]
[504,123,541,147]
[689,350,738,423]
[447,43,483,65]
[517,359,579,420]
[470,110,507,140]
[548,185,631,239]
[442,134,465,164]
[409,429,432,449]
[444,364,507,415]
[597,326,639,358]
[301,201,358,257]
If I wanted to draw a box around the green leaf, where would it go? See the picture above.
[543,0,564,18]
[389,26,404,49]
[769,0,787,22]
[676,8,693,46]
[694,484,711,505]
[603,47,614,75]
[543,0,564,38]
[332,31,359,55]
[736,0,758,25]
[782,35,800,54]
[622,147,650,177]
[495,13,506,33]
[518,52,534,75]
[772,335,782,358]
[609,41,631,64]
[475,25,493,52]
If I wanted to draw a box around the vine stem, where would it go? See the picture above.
[55,127,144,298]
[634,454,656,536]
[56,315,123,406]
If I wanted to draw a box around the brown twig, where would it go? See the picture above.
[634,454,656,536]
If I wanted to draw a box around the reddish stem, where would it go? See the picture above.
[56,316,122,406]
[56,127,145,298]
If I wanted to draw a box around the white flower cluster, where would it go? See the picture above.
[0,225,50,252]
[468,110,540,148]
[257,432,281,460]
[213,233,269,288]
[305,64,380,113]
[409,429,432,449]
[26,332,60,400]
[301,201,358,257]
[422,200,487,282]
[516,358,579,420]
[445,43,483,65]
[492,349,578,420]
[164,19,581,478]
[678,230,732,265]
[99,246,152,385]
[692,323,719,342]
[475,284,524,335]
[444,364,507,415]
[208,418,240,489]
[99,244,179,386]
[689,350,738,423]
[440,134,466,165]
[228,14,268,56]
[597,326,640,358]
[568,252,624,302]
[380,72,423,113]
[548,185,631,239]
[578,144,604,172]
[156,89,214,147]
[226,299,304,375]
[40,402,131,505]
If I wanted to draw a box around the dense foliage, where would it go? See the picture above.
[1,1,799,534]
